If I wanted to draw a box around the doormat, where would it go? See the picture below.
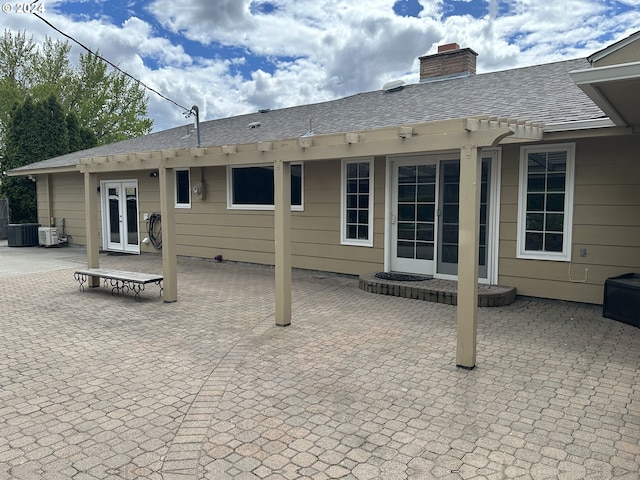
[374,272,430,282]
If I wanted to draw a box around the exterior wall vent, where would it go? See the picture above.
[248,121,261,129]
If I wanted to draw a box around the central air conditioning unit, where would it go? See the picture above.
[38,227,59,247]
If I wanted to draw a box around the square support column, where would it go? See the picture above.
[274,159,292,326]
[457,145,481,369]
[83,171,100,287]
[159,166,178,303]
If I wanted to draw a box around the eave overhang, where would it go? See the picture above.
[571,61,640,133]
[7,165,78,177]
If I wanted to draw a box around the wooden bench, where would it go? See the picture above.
[74,268,163,301]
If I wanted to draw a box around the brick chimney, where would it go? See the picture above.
[419,43,478,83]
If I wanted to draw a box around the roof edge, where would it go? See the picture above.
[588,30,640,64]
[7,166,79,176]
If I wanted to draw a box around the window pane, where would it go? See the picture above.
[528,153,547,173]
[398,223,415,240]
[347,179,358,194]
[546,193,564,212]
[347,195,357,208]
[397,241,414,258]
[416,204,434,222]
[527,175,545,193]
[442,224,458,244]
[398,185,415,202]
[416,243,434,260]
[546,173,566,192]
[176,170,190,204]
[357,225,368,239]
[527,193,544,211]
[526,213,543,231]
[232,165,302,206]
[347,225,357,239]
[358,194,369,208]
[398,166,416,183]
[418,164,436,183]
[359,179,370,194]
[442,204,459,224]
[441,245,458,263]
[358,162,370,178]
[398,204,415,222]
[443,183,459,203]
[416,223,434,242]
[525,232,543,251]
[347,209,357,223]
[358,210,368,224]
[347,163,358,178]
[291,164,302,206]
[545,213,564,232]
[545,233,563,252]
[417,184,435,202]
[233,167,273,205]
[547,152,566,172]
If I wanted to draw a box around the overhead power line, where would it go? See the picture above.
[30,2,196,117]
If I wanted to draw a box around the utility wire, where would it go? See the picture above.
[30,2,196,116]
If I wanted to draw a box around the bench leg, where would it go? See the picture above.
[74,272,88,291]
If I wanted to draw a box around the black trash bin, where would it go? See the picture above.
[603,273,640,328]
[7,223,40,247]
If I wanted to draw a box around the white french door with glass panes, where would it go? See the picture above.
[389,151,499,282]
[101,180,140,254]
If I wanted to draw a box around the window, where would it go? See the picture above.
[227,163,303,210]
[341,158,374,246]
[517,144,575,260]
[175,168,191,208]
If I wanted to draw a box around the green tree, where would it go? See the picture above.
[1,96,97,223]
[0,30,153,146]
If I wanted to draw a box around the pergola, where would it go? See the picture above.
[78,116,544,368]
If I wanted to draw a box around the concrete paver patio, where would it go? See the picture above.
[0,242,638,479]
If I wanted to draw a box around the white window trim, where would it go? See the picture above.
[226,163,304,211]
[517,143,575,261]
[341,157,374,247]
[175,168,191,209]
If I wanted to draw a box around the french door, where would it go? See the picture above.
[101,180,140,254]
[390,153,496,280]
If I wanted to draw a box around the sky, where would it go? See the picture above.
[1,0,639,133]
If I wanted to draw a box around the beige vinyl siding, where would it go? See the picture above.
[37,172,87,245]
[499,135,640,304]
[170,158,385,274]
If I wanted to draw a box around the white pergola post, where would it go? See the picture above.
[274,159,292,326]
[83,171,100,287]
[159,165,178,302]
[456,144,481,369]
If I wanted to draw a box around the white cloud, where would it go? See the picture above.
[1,0,638,132]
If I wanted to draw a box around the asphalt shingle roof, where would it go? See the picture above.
[14,57,604,172]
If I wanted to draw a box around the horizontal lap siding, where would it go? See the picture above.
[40,172,87,245]
[499,136,640,304]
[173,158,385,275]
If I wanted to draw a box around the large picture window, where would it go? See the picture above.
[341,158,374,246]
[517,144,575,261]
[227,164,303,210]
[175,168,191,208]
